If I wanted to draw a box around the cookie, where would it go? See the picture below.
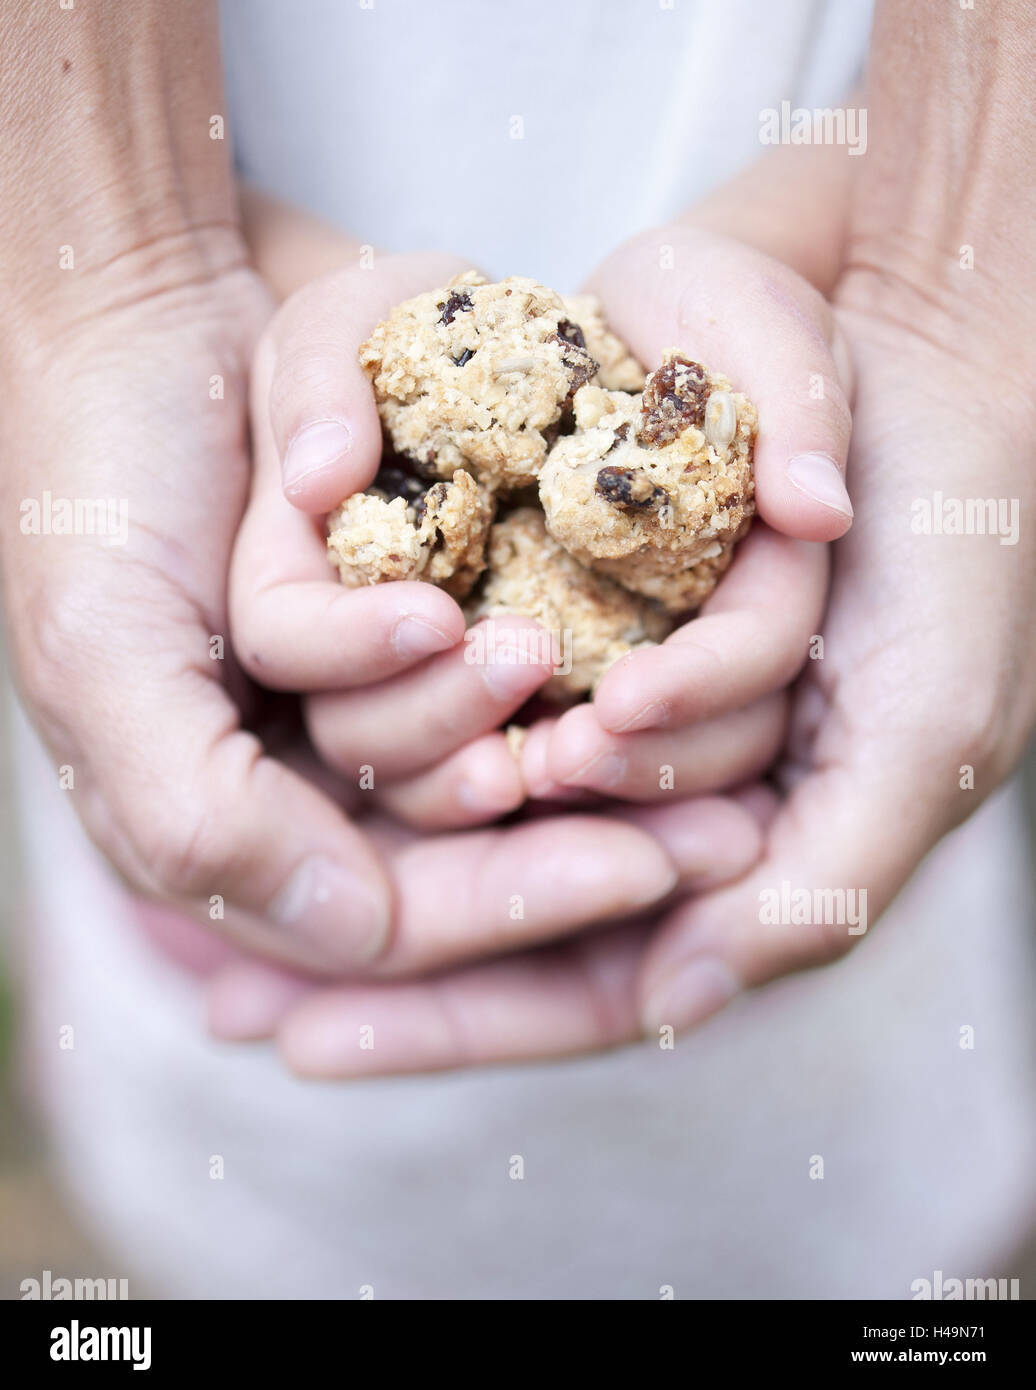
[560,293,645,393]
[538,352,757,612]
[359,272,600,491]
[466,507,671,698]
[326,466,493,598]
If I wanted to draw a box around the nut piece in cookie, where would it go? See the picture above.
[359,273,600,492]
[327,466,494,599]
[466,507,671,699]
[538,351,757,612]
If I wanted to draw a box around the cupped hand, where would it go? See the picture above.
[0,245,687,982]
[524,225,851,803]
[635,268,1036,1030]
[205,771,776,1075]
[0,251,398,975]
[229,251,569,831]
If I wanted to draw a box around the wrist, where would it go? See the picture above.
[0,1,237,329]
[844,0,1036,348]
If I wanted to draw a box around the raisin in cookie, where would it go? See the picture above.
[327,466,493,599]
[560,294,645,392]
[359,273,600,491]
[538,352,757,612]
[466,508,671,698]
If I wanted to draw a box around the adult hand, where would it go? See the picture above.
[636,268,1036,1030]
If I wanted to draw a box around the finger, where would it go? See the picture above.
[591,527,828,733]
[636,754,946,1035]
[352,814,676,977]
[587,226,854,541]
[231,573,466,691]
[305,616,555,781]
[612,794,766,891]
[274,925,647,1077]
[543,694,787,801]
[518,717,597,803]
[230,317,465,691]
[209,957,313,1041]
[265,252,472,511]
[72,633,394,976]
[206,791,767,1045]
[371,732,525,830]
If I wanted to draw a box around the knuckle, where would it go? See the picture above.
[137,799,229,899]
[943,694,1003,781]
[135,735,260,898]
[13,577,105,717]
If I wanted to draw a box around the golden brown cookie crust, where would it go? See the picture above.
[327,468,493,599]
[359,273,599,491]
[467,508,671,699]
[538,352,757,612]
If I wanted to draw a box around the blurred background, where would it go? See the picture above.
[2,637,1035,1298]
[0,652,158,1298]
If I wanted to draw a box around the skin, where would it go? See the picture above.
[211,158,854,1064]
[4,2,1032,1076]
[233,223,848,826]
[0,2,721,983]
[213,2,1036,1073]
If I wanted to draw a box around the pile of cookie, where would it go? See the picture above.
[327,273,757,697]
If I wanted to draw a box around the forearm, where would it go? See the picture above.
[845,0,1035,343]
[242,136,855,310]
[678,137,855,296]
[0,0,241,336]
[239,184,368,302]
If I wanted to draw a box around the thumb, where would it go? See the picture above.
[586,225,855,542]
[265,252,475,512]
[69,618,397,975]
[636,749,948,1033]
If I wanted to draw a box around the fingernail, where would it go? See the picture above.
[640,956,741,1033]
[612,700,669,733]
[282,420,353,492]
[480,646,547,701]
[268,855,388,966]
[787,452,853,517]
[561,750,627,790]
[391,615,455,662]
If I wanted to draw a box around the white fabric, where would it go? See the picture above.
[220,0,873,287]
[12,695,1036,1298]
[10,0,1036,1298]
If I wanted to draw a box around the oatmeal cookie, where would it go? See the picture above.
[467,507,671,698]
[326,466,493,599]
[538,352,757,611]
[359,272,600,491]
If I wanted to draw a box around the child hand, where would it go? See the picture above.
[525,225,852,802]
[230,252,556,829]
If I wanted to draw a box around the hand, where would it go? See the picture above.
[230,251,567,831]
[205,771,776,1073]
[0,250,391,975]
[0,247,706,982]
[521,225,851,802]
[634,267,1036,1030]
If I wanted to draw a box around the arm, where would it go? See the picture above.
[0,0,241,333]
